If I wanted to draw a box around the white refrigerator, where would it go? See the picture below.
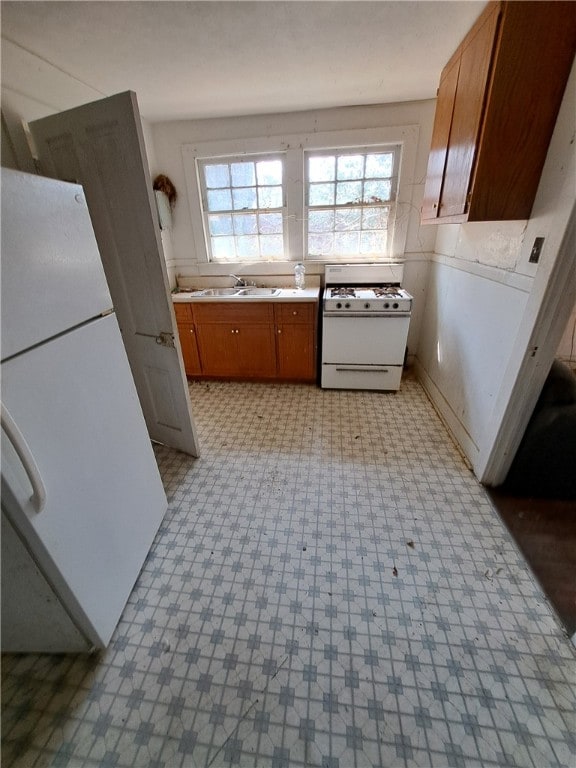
[1,169,168,652]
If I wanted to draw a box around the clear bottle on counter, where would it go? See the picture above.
[294,262,305,290]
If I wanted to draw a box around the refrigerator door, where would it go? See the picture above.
[0,313,167,649]
[1,512,92,653]
[1,169,112,362]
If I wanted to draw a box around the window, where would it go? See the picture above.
[186,127,415,264]
[305,147,399,260]
[198,154,286,262]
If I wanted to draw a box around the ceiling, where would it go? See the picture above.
[1,1,487,122]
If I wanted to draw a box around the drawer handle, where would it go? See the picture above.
[292,311,298,315]
[277,329,282,334]
[335,367,389,373]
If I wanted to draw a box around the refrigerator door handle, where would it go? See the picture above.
[0,402,46,513]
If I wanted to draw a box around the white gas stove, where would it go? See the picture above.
[321,264,413,391]
[324,284,413,314]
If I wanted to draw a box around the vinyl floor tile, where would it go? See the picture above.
[2,378,574,768]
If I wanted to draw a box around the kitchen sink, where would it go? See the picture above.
[175,286,283,298]
[200,287,241,296]
[236,287,281,296]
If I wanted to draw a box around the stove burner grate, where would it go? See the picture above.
[330,287,356,298]
[372,286,403,299]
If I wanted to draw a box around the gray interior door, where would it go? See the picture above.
[30,92,199,456]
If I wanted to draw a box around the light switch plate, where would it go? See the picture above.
[529,237,545,264]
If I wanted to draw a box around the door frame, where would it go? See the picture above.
[478,199,575,486]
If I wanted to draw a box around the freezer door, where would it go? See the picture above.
[0,313,167,648]
[1,169,112,362]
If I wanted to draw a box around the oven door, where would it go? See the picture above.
[321,314,410,391]
[322,314,410,364]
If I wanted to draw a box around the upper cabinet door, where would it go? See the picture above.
[420,56,460,221]
[440,5,499,219]
[421,1,576,225]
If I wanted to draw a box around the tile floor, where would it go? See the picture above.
[2,376,575,768]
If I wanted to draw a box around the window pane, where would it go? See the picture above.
[309,183,335,206]
[360,231,386,254]
[258,213,283,234]
[208,189,232,212]
[309,156,335,182]
[236,235,259,258]
[205,164,230,188]
[335,209,361,231]
[366,153,393,178]
[233,187,257,210]
[308,210,335,233]
[258,186,282,209]
[308,232,334,256]
[336,181,362,205]
[201,153,286,262]
[212,236,235,259]
[337,154,364,180]
[362,207,389,230]
[208,214,233,236]
[364,180,392,202]
[257,160,282,185]
[233,213,257,235]
[336,232,360,254]
[231,162,255,187]
[260,234,284,257]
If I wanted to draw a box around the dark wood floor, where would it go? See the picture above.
[488,488,576,637]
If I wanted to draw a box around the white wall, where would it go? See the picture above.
[415,58,576,480]
[151,100,437,357]
[151,101,437,271]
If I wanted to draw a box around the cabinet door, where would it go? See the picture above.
[421,56,460,221]
[276,324,315,381]
[440,6,499,218]
[178,322,202,376]
[237,325,276,377]
[196,324,239,376]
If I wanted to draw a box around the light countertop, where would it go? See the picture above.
[172,287,320,303]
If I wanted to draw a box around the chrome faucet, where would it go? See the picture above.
[229,273,247,287]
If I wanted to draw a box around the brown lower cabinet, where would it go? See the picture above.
[174,300,317,382]
[173,303,201,376]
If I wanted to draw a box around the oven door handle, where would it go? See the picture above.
[335,366,390,373]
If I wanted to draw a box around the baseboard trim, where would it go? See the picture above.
[414,359,479,474]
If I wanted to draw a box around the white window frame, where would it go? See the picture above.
[197,152,287,262]
[304,144,401,262]
[182,125,418,265]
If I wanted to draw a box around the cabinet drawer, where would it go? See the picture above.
[194,302,273,324]
[275,302,315,324]
[173,302,193,322]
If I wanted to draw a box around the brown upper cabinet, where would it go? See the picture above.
[421,1,576,224]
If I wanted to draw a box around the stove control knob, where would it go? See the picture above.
[345,302,351,309]
[336,302,342,309]
[393,302,399,309]
[384,302,390,309]
[364,302,371,309]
